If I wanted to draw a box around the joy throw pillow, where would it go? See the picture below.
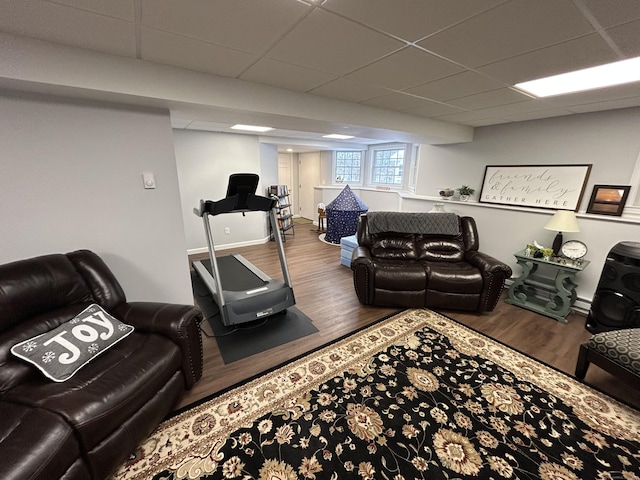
[11,304,134,382]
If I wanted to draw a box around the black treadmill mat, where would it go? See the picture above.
[191,273,318,364]
[198,256,266,291]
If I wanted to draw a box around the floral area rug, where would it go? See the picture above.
[112,309,640,480]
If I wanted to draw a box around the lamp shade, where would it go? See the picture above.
[544,210,580,233]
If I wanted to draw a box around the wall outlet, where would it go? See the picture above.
[224,227,230,235]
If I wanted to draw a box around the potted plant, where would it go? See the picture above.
[457,185,475,201]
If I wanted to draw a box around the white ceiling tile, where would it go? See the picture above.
[266,9,403,75]
[360,92,439,111]
[406,71,506,101]
[141,27,257,78]
[0,0,135,56]
[141,0,311,54]
[418,0,594,67]
[239,58,337,92]
[448,88,531,109]
[345,47,463,90]
[606,19,640,57]
[321,0,506,42]
[309,78,392,103]
[579,0,640,28]
[45,0,134,20]
[403,102,467,118]
[478,34,617,85]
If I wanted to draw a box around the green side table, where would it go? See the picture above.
[506,250,589,323]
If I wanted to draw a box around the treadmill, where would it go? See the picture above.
[192,173,296,327]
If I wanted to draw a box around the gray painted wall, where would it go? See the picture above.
[0,94,193,304]
[173,129,274,253]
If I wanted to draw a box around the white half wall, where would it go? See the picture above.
[0,93,193,304]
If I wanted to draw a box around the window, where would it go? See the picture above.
[370,145,407,186]
[334,150,363,183]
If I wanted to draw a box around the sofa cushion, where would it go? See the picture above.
[0,401,82,480]
[416,237,465,262]
[370,233,417,260]
[4,332,182,451]
[424,262,483,293]
[0,254,93,332]
[11,304,134,382]
[371,259,426,290]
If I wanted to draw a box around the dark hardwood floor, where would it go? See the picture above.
[177,220,639,411]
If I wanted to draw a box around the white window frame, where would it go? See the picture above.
[367,143,410,189]
[332,150,364,186]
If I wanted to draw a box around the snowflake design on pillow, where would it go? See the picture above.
[21,341,38,352]
[88,343,100,354]
[42,351,56,363]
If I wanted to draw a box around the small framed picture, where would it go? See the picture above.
[586,185,631,216]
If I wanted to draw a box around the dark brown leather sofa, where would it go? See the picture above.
[351,212,512,312]
[0,250,203,480]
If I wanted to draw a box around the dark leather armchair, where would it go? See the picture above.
[351,212,512,313]
[0,250,203,480]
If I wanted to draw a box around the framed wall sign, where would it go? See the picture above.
[479,164,592,211]
[586,185,631,216]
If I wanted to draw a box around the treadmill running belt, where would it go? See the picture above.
[199,256,266,291]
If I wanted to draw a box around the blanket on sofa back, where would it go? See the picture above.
[367,211,460,235]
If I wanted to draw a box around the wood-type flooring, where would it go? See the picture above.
[178,222,639,411]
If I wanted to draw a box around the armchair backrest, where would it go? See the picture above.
[357,212,479,262]
[0,250,126,394]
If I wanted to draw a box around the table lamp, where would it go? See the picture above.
[544,210,580,255]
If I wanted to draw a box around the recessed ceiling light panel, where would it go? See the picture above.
[322,134,355,140]
[231,124,275,132]
[515,56,640,98]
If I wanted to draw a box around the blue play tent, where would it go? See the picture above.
[325,185,368,244]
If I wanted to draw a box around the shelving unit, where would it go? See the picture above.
[269,185,295,242]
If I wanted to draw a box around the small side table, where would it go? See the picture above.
[506,250,589,323]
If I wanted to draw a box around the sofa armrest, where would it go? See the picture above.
[112,302,203,389]
[351,247,375,305]
[465,251,512,276]
[465,251,513,312]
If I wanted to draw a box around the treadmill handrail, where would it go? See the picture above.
[194,194,275,217]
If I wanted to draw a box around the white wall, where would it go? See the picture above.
[416,107,640,205]
[0,93,193,304]
[311,108,640,308]
[173,130,270,252]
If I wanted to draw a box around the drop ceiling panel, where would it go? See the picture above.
[361,92,439,111]
[406,71,505,101]
[265,9,404,75]
[417,0,595,67]
[321,0,507,42]
[239,58,337,92]
[309,78,392,103]
[403,102,466,118]
[541,82,640,108]
[140,0,311,54]
[345,47,463,90]
[606,19,640,56]
[0,0,135,56]
[448,88,530,110]
[47,0,134,20]
[141,27,257,77]
[478,34,618,84]
[579,0,640,28]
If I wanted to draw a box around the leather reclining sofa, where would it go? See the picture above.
[0,250,203,480]
[351,212,512,312]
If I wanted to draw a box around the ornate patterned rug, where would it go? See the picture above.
[112,309,640,480]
